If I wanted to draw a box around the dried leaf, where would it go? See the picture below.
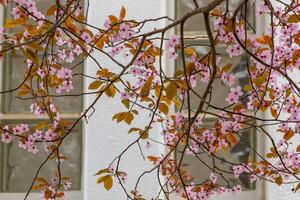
[165,82,177,100]
[94,168,109,176]
[288,14,300,23]
[46,5,57,16]
[270,107,278,118]
[119,6,126,20]
[122,99,130,109]
[184,47,195,56]
[140,77,153,98]
[3,18,26,28]
[124,112,134,125]
[158,103,169,115]
[105,85,116,97]
[128,127,141,133]
[284,130,294,141]
[275,176,283,186]
[35,121,48,130]
[295,182,300,192]
[88,80,102,90]
[21,48,39,64]
[108,15,119,24]
[104,175,113,190]
[228,133,238,145]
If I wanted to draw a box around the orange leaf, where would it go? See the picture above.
[295,182,300,192]
[119,6,126,20]
[46,5,57,16]
[283,130,294,141]
[270,107,278,118]
[184,47,195,56]
[228,134,238,145]
[108,15,119,24]
[275,176,283,186]
[158,103,169,115]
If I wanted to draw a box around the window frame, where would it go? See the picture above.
[160,1,267,199]
[0,4,84,200]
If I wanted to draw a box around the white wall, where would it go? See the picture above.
[83,1,300,200]
[83,1,166,199]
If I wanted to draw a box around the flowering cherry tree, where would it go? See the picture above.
[0,0,300,199]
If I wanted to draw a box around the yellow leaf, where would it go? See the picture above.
[243,84,252,92]
[88,80,102,90]
[94,168,109,176]
[184,47,195,56]
[266,152,276,158]
[222,64,232,72]
[103,175,113,190]
[158,103,169,115]
[27,42,44,51]
[165,82,177,100]
[95,38,105,49]
[119,6,126,20]
[3,18,26,28]
[21,48,39,64]
[113,112,126,123]
[36,177,48,184]
[122,99,130,109]
[275,176,283,186]
[32,184,48,190]
[124,112,134,125]
[35,121,48,130]
[128,127,141,133]
[288,14,300,23]
[105,85,116,97]
[140,130,148,139]
[18,84,32,96]
[140,77,153,98]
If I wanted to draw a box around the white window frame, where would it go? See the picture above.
[160,1,268,200]
[0,6,83,200]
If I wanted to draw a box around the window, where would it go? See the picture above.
[0,1,83,198]
[173,1,265,199]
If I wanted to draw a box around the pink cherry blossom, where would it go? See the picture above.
[166,35,180,48]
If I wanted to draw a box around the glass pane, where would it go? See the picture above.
[178,43,249,110]
[176,117,256,190]
[2,54,83,113]
[177,0,255,33]
[2,0,84,113]
[1,120,82,192]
